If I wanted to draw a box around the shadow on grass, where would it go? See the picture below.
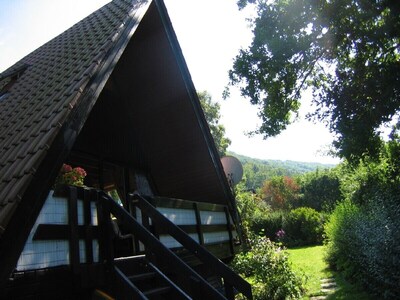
[324,274,374,300]
[287,245,374,300]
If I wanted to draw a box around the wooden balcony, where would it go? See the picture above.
[5,186,252,299]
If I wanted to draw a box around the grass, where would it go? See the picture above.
[286,245,374,300]
[287,245,332,297]
[325,275,373,300]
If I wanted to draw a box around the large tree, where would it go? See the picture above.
[198,91,231,157]
[261,176,300,210]
[229,0,400,162]
[297,169,342,211]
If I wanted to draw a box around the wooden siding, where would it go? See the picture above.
[132,196,237,262]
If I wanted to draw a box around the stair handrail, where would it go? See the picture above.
[98,191,226,300]
[131,194,253,300]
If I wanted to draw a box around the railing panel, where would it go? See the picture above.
[131,194,252,300]
[131,196,238,256]
[98,192,227,300]
[200,211,227,225]
[16,186,99,271]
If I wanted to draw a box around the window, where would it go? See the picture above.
[0,64,28,99]
[0,92,7,101]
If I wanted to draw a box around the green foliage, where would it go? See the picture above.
[297,168,342,211]
[235,184,269,237]
[229,0,400,162]
[250,210,286,241]
[324,196,400,298]
[55,164,87,187]
[231,235,305,299]
[258,170,342,213]
[284,207,324,246]
[287,245,333,297]
[249,207,325,246]
[261,176,300,210]
[338,135,400,206]
[328,274,375,300]
[288,245,374,300]
[198,91,231,157]
[234,152,335,191]
[323,138,400,297]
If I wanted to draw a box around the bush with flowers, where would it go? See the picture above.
[54,164,87,188]
[231,234,305,299]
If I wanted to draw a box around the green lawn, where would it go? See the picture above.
[286,245,373,300]
[287,245,332,297]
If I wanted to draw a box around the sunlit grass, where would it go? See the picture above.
[287,245,332,298]
[287,245,374,300]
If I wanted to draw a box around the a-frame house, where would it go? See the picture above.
[0,0,252,299]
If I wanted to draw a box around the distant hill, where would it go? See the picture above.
[228,152,336,190]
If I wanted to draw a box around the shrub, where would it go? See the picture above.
[324,136,400,298]
[324,199,361,275]
[235,188,269,237]
[249,208,325,246]
[324,195,400,298]
[250,210,287,241]
[283,207,324,246]
[231,235,305,299]
[297,169,342,212]
[356,195,400,298]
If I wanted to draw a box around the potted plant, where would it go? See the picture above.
[52,163,87,195]
[55,163,87,187]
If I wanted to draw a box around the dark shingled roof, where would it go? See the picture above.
[0,0,151,233]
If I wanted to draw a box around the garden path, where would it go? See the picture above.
[310,277,337,300]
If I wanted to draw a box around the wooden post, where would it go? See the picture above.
[98,160,104,190]
[98,195,114,266]
[123,167,130,210]
[84,188,93,264]
[68,186,80,274]
[141,209,156,263]
[224,207,234,256]
[193,203,204,245]
[224,282,235,300]
[129,197,140,255]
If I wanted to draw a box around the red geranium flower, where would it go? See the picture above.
[55,164,87,187]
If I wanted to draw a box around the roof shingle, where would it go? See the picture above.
[0,0,150,233]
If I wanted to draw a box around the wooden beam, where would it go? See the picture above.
[84,189,94,264]
[68,187,80,273]
[32,224,100,240]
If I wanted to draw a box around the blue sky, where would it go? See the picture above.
[0,0,340,164]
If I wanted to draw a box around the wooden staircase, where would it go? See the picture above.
[98,192,253,300]
[114,255,190,299]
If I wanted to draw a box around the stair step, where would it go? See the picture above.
[129,272,156,282]
[144,286,171,297]
[114,254,146,264]
[114,255,148,274]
